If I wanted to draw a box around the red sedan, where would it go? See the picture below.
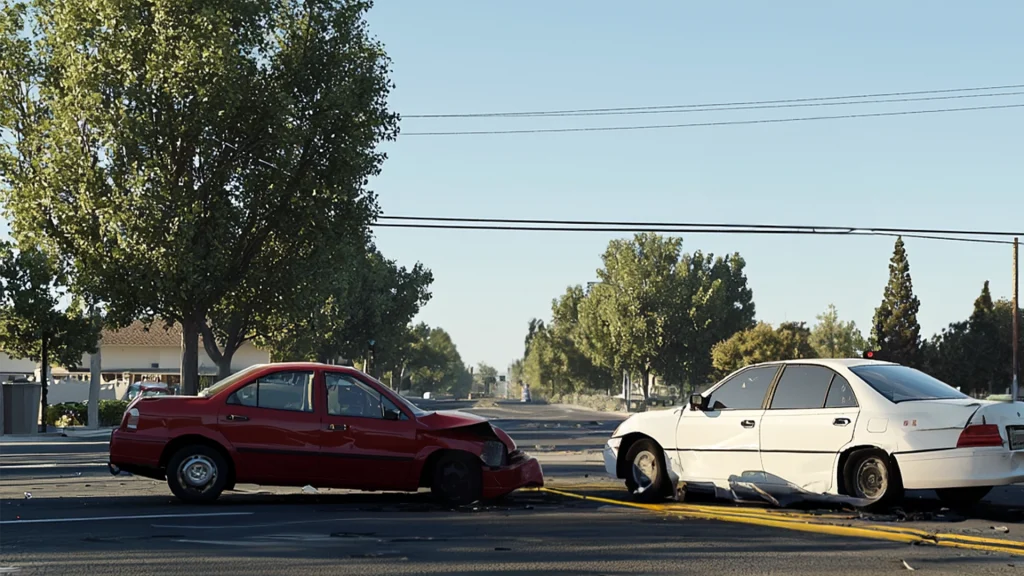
[108,362,544,504]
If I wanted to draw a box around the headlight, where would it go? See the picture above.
[480,440,507,468]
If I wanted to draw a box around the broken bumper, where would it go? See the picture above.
[482,450,544,499]
[897,447,1024,490]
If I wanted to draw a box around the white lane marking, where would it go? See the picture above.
[152,517,378,529]
[0,462,107,470]
[0,512,253,525]
[174,539,256,547]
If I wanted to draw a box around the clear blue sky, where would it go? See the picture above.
[365,1,1024,373]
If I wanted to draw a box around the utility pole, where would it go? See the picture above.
[1012,237,1019,402]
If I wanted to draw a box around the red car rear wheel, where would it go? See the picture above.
[167,444,229,503]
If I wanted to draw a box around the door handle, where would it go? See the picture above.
[741,420,755,428]
[225,414,249,422]
[327,423,348,431]
[833,418,851,426]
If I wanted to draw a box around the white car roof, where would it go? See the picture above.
[751,358,897,370]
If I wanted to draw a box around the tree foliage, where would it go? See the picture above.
[923,281,1023,396]
[399,323,472,397]
[0,0,398,394]
[260,246,432,371]
[810,304,866,358]
[711,322,817,377]
[870,237,922,366]
[574,233,755,398]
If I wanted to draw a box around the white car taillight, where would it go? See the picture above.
[125,408,140,431]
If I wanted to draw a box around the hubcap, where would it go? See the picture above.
[855,457,887,500]
[631,450,657,489]
[178,455,217,492]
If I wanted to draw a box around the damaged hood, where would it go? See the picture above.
[418,410,489,430]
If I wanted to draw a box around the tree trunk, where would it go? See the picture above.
[180,318,200,396]
[641,369,651,403]
[39,334,49,433]
[88,343,101,429]
[216,355,233,381]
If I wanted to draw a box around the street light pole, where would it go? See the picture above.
[1012,237,1019,402]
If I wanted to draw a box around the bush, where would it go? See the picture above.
[44,399,129,427]
[45,402,86,426]
[98,400,130,426]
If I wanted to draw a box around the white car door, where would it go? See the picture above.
[759,364,860,494]
[676,365,780,485]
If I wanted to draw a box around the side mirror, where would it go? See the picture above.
[383,408,402,421]
[689,393,709,411]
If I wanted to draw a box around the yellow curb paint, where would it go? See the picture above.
[538,487,1024,556]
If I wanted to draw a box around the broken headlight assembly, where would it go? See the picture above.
[480,440,508,468]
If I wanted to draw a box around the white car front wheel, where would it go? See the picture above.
[624,438,670,502]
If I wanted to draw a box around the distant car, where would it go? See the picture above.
[109,363,544,504]
[124,382,173,401]
[604,357,1024,509]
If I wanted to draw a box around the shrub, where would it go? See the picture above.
[98,400,130,427]
[45,402,86,426]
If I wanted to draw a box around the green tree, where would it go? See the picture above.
[508,358,525,389]
[711,321,817,377]
[399,323,471,398]
[810,304,867,358]
[923,282,1022,396]
[870,237,922,366]
[575,233,755,398]
[475,363,498,395]
[0,0,398,395]
[260,246,432,371]
[0,243,100,429]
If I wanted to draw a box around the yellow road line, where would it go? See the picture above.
[538,487,1024,556]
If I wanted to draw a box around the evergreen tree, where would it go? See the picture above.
[810,303,867,358]
[870,237,922,366]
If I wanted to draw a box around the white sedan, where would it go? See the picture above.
[604,357,1024,509]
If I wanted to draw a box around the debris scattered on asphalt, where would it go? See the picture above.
[494,547,512,551]
[902,559,916,571]
[301,485,318,494]
[992,526,1010,533]
[23,492,31,500]
[391,536,448,542]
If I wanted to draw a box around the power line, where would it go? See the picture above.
[371,222,1015,246]
[377,215,1024,238]
[403,83,1024,119]
[405,90,1024,120]
[401,103,1024,136]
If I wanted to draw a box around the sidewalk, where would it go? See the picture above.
[1,426,114,443]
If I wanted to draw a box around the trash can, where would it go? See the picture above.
[2,381,42,435]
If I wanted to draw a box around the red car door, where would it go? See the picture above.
[319,371,421,490]
[217,368,322,485]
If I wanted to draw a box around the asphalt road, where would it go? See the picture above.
[2,400,1024,575]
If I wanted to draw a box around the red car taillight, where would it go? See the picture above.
[124,408,140,431]
[956,424,1003,448]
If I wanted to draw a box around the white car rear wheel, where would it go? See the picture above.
[843,448,902,510]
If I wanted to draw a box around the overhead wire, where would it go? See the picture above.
[403,82,1024,119]
[401,102,1024,136]
[405,90,1024,119]
[371,218,1020,246]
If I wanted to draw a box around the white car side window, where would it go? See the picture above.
[708,366,778,411]
[769,365,835,410]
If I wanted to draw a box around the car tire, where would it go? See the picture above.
[624,438,671,503]
[936,486,992,509]
[431,452,483,506]
[166,444,229,504]
[843,448,903,510]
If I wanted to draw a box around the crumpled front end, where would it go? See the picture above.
[481,449,544,499]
